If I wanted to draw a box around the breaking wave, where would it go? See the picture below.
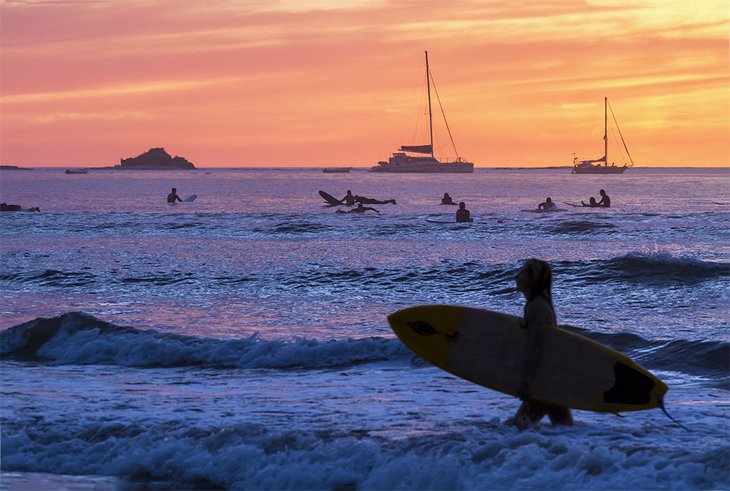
[1,312,409,369]
[2,313,727,386]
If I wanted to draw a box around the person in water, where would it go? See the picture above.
[340,190,356,206]
[538,197,556,210]
[581,197,599,207]
[167,187,182,204]
[355,195,396,205]
[597,189,611,207]
[336,203,379,214]
[511,259,573,430]
[339,190,395,206]
[441,193,455,205]
[455,202,471,222]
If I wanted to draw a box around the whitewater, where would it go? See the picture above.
[1,167,728,490]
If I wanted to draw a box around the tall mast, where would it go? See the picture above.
[604,96,608,165]
[425,50,434,158]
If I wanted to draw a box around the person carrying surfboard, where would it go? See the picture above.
[512,259,574,430]
[167,187,182,204]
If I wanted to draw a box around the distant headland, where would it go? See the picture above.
[0,165,34,171]
[116,148,196,170]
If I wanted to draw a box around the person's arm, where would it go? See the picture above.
[518,301,546,400]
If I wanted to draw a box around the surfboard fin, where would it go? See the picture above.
[659,398,690,432]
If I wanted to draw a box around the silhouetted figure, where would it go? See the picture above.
[597,189,611,208]
[511,259,573,430]
[355,195,396,205]
[336,203,380,214]
[538,197,556,210]
[456,202,471,222]
[441,193,455,205]
[340,190,356,206]
[167,187,182,204]
[581,197,599,207]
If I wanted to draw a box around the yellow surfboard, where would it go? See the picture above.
[388,305,668,413]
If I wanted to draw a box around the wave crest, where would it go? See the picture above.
[1,312,408,369]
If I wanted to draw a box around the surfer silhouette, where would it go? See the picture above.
[581,197,599,207]
[511,259,573,430]
[336,203,379,214]
[340,190,395,206]
[340,190,356,206]
[441,193,455,205]
[597,189,611,207]
[167,187,182,203]
[455,202,471,222]
[538,197,556,210]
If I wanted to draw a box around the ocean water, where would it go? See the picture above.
[1,167,728,490]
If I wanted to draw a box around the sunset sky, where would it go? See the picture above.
[1,0,728,168]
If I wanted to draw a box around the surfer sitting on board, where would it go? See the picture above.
[441,193,455,205]
[581,197,599,207]
[597,189,611,208]
[538,197,556,210]
[455,202,471,222]
[167,187,182,204]
[340,190,356,206]
[336,203,379,214]
[511,259,573,430]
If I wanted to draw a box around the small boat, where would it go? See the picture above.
[65,168,89,174]
[572,97,633,174]
[322,167,351,173]
[370,51,474,173]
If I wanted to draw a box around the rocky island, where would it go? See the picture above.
[117,148,196,170]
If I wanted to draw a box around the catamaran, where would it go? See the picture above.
[572,97,634,174]
[370,51,474,173]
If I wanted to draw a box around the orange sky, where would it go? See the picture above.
[1,0,728,167]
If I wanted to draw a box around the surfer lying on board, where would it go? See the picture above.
[336,203,380,214]
[538,197,556,210]
[167,187,182,204]
[455,202,471,222]
[339,190,396,206]
[511,259,574,430]
[581,197,599,207]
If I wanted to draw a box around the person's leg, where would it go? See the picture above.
[512,401,547,430]
[546,405,574,426]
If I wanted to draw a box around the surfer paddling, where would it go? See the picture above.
[511,259,574,430]
[336,203,379,214]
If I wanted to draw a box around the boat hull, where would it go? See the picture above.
[370,157,473,173]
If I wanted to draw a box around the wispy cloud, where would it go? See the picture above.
[1,0,727,166]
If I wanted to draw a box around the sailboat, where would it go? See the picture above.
[370,52,474,173]
[572,97,634,174]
